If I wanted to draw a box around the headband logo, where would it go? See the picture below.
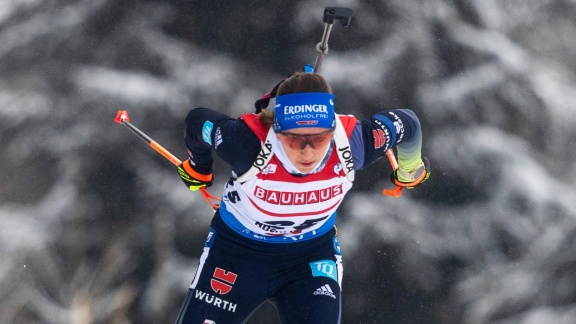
[284,104,329,115]
[274,93,335,132]
[296,120,319,126]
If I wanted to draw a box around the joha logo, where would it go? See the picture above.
[314,284,336,299]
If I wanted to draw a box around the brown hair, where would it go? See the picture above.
[258,70,332,126]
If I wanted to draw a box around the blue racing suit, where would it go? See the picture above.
[176,107,423,323]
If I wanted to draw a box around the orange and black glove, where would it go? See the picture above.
[391,157,430,189]
[177,159,213,191]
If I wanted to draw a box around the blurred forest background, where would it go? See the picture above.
[1,0,576,323]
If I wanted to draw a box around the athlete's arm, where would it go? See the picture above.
[350,109,422,171]
[184,108,261,175]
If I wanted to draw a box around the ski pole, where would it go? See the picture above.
[114,110,221,209]
[382,149,402,197]
[312,7,402,197]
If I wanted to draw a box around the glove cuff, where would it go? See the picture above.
[396,160,426,182]
[182,160,213,182]
[393,158,429,188]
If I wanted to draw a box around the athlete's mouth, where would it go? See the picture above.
[298,161,315,167]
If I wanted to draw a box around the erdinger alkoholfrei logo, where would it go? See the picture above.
[274,93,335,131]
[211,267,238,295]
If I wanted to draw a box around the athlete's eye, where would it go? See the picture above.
[279,130,334,149]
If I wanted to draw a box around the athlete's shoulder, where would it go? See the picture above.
[337,114,357,137]
[240,113,269,141]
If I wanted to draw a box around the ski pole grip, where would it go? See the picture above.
[383,149,402,198]
[385,149,398,171]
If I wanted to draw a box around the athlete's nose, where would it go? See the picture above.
[300,145,314,159]
[298,137,315,150]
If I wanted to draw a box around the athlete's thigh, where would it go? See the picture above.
[273,266,342,324]
[274,238,343,324]
[176,229,268,324]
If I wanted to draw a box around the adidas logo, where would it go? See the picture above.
[313,284,336,299]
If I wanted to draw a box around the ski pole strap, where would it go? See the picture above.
[181,161,220,209]
[201,187,221,210]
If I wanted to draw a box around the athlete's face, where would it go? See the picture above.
[277,127,334,173]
